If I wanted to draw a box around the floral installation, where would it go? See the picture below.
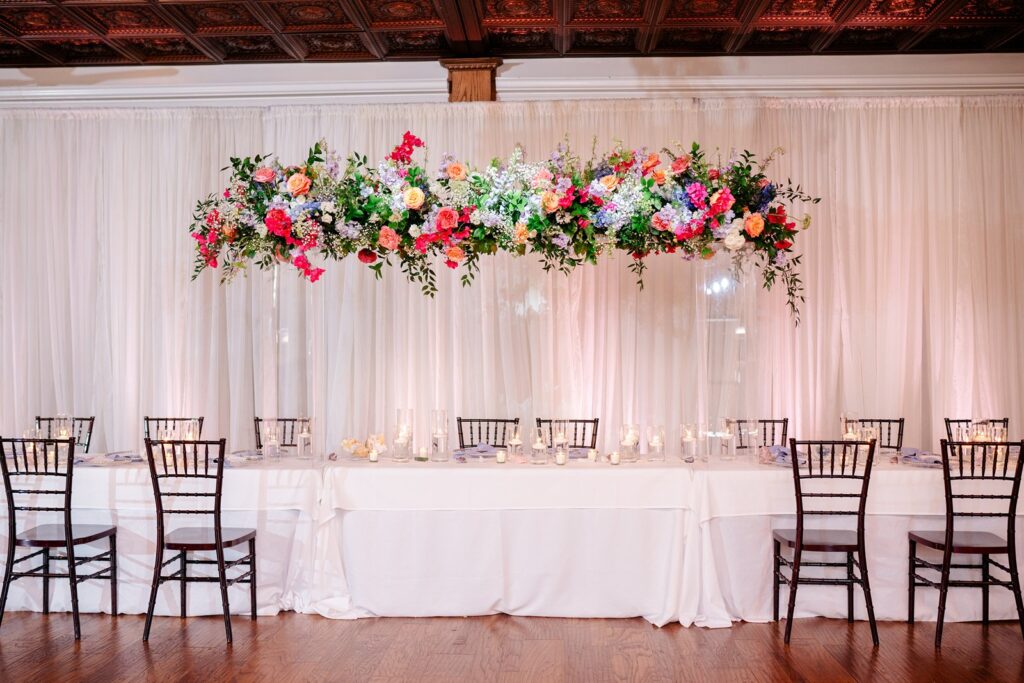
[189,132,819,321]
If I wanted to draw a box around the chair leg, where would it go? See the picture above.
[180,551,187,618]
[846,552,854,623]
[784,547,801,645]
[248,538,257,621]
[982,554,989,626]
[1007,545,1024,641]
[110,534,118,617]
[772,540,780,622]
[857,544,879,647]
[935,548,953,648]
[0,539,14,629]
[908,540,916,624]
[215,545,232,643]
[42,548,50,614]
[143,544,163,642]
[66,541,81,641]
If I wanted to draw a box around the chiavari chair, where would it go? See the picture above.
[144,416,204,441]
[456,418,520,449]
[773,438,879,646]
[535,418,599,449]
[908,439,1024,647]
[253,417,310,449]
[944,418,1009,441]
[35,416,96,453]
[842,417,904,451]
[0,437,117,639]
[731,418,789,448]
[143,438,256,643]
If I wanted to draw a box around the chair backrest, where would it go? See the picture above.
[0,437,76,540]
[144,438,226,542]
[788,438,876,540]
[456,418,520,449]
[535,418,599,449]
[35,416,96,453]
[731,418,788,448]
[842,417,904,450]
[945,418,1009,441]
[253,417,310,449]
[940,439,1024,542]
[144,416,204,441]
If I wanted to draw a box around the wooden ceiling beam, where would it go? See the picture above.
[145,0,225,62]
[0,18,63,65]
[335,0,387,59]
[245,1,309,61]
[725,0,771,54]
[898,0,970,52]
[46,0,144,63]
[810,0,872,53]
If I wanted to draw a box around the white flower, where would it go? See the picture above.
[724,229,746,251]
[470,209,482,224]
[277,183,289,196]
[730,217,745,232]
[257,223,268,238]
[322,213,333,224]
[321,201,335,213]
[409,224,422,238]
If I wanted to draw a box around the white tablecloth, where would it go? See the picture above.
[0,458,322,617]
[4,454,1021,629]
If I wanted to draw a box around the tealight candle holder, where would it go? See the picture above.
[554,448,567,466]
[609,451,621,465]
[496,449,507,464]
[587,449,598,462]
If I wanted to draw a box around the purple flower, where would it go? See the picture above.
[552,233,570,249]
[774,251,788,266]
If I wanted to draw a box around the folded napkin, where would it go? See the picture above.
[764,445,808,467]
[106,451,144,463]
[900,448,942,467]
[454,443,497,458]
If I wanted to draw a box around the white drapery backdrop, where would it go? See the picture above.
[1,97,1022,454]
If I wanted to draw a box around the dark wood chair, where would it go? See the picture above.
[143,416,204,441]
[944,418,1009,441]
[535,418,599,449]
[0,437,117,640]
[773,438,879,646]
[730,418,789,448]
[456,418,520,449]
[908,439,1024,648]
[842,418,904,451]
[143,438,256,643]
[35,416,96,453]
[253,417,310,449]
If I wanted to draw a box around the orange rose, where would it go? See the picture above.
[641,153,661,175]
[447,162,467,181]
[744,212,765,238]
[599,175,619,192]
[436,207,458,231]
[541,191,560,214]
[671,155,691,174]
[221,224,238,242]
[286,173,312,196]
[652,169,667,185]
[514,222,529,245]
[446,245,465,263]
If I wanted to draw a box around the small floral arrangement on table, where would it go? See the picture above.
[341,434,387,459]
[189,132,819,321]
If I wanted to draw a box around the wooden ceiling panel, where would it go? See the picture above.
[0,0,1019,65]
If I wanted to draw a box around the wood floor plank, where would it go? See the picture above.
[0,612,1022,682]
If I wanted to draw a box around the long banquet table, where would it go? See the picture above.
[2,452,1021,628]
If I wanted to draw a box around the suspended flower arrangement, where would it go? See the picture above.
[189,132,819,321]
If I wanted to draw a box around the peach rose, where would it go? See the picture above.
[541,191,560,214]
[436,207,458,231]
[652,169,667,185]
[447,162,467,181]
[221,224,238,242]
[599,175,619,192]
[286,173,312,196]
[403,187,425,210]
[744,212,765,238]
[671,155,691,174]
[253,167,276,183]
[514,222,529,245]
[446,245,465,263]
[378,227,400,251]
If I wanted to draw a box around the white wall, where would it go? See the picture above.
[1,53,1022,107]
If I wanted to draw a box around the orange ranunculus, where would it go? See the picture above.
[286,173,312,196]
[744,212,765,238]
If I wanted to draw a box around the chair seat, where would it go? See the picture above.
[773,528,859,552]
[16,523,116,547]
[165,527,256,551]
[909,529,1008,554]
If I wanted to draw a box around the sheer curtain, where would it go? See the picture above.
[1,97,1022,453]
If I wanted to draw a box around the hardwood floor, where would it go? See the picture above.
[0,612,1021,682]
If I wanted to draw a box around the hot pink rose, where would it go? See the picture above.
[253,167,276,183]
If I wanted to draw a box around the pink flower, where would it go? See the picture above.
[357,248,377,264]
[378,227,401,251]
[445,245,465,263]
[436,207,458,231]
[253,167,276,183]
[686,182,708,208]
[286,173,312,196]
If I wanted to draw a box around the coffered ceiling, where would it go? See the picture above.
[0,0,1021,67]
